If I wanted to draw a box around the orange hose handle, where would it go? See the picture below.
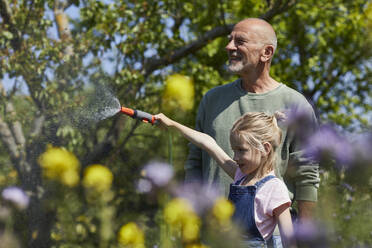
[120,106,157,125]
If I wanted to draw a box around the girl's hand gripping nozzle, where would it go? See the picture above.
[120,107,157,125]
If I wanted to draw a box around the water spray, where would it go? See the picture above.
[120,106,157,125]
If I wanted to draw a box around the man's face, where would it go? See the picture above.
[225,25,264,74]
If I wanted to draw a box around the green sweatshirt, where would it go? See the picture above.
[185,79,319,202]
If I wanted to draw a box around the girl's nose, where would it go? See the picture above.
[233,153,239,162]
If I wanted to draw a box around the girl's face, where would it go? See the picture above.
[230,134,262,175]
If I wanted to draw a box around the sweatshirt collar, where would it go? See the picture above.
[234,78,284,97]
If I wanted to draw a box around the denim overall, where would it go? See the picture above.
[228,175,280,248]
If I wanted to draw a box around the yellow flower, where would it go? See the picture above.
[162,74,194,112]
[82,164,113,192]
[186,244,210,248]
[182,212,201,242]
[164,198,193,226]
[164,198,201,242]
[38,146,80,187]
[118,222,145,247]
[212,197,235,224]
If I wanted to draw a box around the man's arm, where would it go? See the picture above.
[297,200,316,222]
[289,104,320,222]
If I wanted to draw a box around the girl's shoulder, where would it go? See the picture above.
[258,176,290,200]
[255,176,291,215]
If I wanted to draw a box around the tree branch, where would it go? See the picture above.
[30,113,45,138]
[81,117,140,167]
[143,24,233,76]
[261,0,297,21]
[143,0,297,76]
[0,81,26,147]
[54,0,73,57]
[0,117,20,163]
[0,0,22,49]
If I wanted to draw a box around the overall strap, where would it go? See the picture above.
[254,175,275,190]
[235,175,247,185]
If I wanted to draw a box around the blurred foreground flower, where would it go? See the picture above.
[164,198,194,226]
[351,132,372,162]
[118,222,145,248]
[186,244,210,248]
[282,105,316,140]
[0,232,20,248]
[304,125,353,167]
[174,182,220,215]
[164,198,201,242]
[38,146,80,186]
[1,186,29,210]
[343,132,372,186]
[83,164,113,192]
[294,220,330,247]
[162,74,194,113]
[212,197,234,225]
[136,178,152,193]
[141,161,174,187]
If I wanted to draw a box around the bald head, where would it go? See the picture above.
[234,18,277,51]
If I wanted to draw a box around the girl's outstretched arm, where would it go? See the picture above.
[155,113,237,179]
[274,205,297,248]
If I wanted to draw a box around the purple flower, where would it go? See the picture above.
[304,125,353,167]
[282,106,315,137]
[351,132,372,162]
[136,179,152,193]
[142,161,174,187]
[341,183,354,192]
[173,182,221,215]
[2,186,30,210]
[294,220,330,247]
[283,106,310,126]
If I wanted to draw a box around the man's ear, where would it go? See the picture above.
[261,45,274,62]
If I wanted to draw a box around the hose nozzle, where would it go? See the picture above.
[120,106,157,125]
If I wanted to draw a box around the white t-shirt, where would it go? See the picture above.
[234,169,291,240]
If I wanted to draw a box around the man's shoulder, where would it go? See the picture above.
[276,84,313,107]
[277,84,306,100]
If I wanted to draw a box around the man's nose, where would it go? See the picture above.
[225,39,236,51]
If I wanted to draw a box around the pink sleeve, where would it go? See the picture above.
[266,180,291,216]
[255,178,291,240]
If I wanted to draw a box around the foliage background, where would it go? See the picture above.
[0,0,371,247]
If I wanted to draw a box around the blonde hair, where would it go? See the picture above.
[230,112,283,178]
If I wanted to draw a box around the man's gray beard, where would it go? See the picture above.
[227,61,244,73]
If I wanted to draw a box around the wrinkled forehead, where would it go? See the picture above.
[230,21,273,41]
[229,25,264,41]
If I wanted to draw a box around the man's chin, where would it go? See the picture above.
[228,64,244,73]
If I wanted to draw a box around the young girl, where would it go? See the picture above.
[155,112,296,248]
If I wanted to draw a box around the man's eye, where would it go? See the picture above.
[236,39,245,45]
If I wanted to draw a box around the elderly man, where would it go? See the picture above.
[185,18,319,223]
